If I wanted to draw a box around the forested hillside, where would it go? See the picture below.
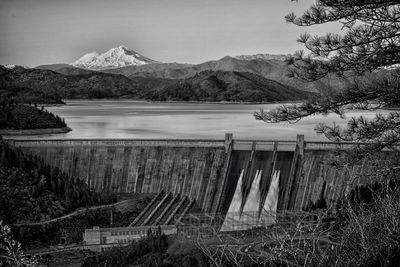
[0,140,116,224]
[1,65,311,103]
[0,102,66,130]
[0,66,138,103]
[140,70,313,102]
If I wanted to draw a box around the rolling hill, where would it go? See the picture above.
[0,66,138,103]
[0,65,312,103]
[137,70,314,102]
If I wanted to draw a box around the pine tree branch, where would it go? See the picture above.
[285,1,400,78]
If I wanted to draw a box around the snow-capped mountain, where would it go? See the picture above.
[4,64,18,69]
[234,53,289,61]
[4,64,30,69]
[72,45,159,69]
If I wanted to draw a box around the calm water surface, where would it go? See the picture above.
[13,100,389,141]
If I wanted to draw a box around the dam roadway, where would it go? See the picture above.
[8,134,392,214]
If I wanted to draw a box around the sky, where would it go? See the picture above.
[0,0,341,67]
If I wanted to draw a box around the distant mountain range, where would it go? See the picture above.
[37,47,290,72]
[35,47,321,93]
[0,63,315,104]
[5,45,376,103]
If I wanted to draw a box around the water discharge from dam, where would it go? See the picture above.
[242,170,262,214]
[220,169,280,231]
[263,170,280,213]
[223,169,244,215]
[220,169,244,231]
[261,170,280,226]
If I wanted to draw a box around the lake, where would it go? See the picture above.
[11,100,389,141]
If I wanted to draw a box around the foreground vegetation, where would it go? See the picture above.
[328,181,400,266]
[0,102,66,130]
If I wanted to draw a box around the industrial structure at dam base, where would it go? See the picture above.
[9,134,393,248]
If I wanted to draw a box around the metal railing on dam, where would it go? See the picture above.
[8,134,397,214]
[9,136,396,151]
[8,138,226,148]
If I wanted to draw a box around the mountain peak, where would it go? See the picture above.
[72,46,159,70]
[107,45,129,53]
[116,45,132,51]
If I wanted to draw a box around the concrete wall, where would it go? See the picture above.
[12,139,227,213]
[289,148,393,210]
[11,137,392,214]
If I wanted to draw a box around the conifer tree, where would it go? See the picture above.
[255,0,400,163]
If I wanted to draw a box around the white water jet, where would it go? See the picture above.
[260,170,280,226]
[239,169,263,230]
[242,169,262,213]
[221,169,265,231]
[220,169,244,231]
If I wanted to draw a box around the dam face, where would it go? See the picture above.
[11,139,227,213]
[11,136,391,215]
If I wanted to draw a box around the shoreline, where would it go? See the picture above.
[0,127,72,136]
[60,99,400,110]
[61,98,305,105]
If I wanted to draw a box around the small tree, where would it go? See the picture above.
[0,221,38,267]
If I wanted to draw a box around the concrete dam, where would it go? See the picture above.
[10,135,388,216]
